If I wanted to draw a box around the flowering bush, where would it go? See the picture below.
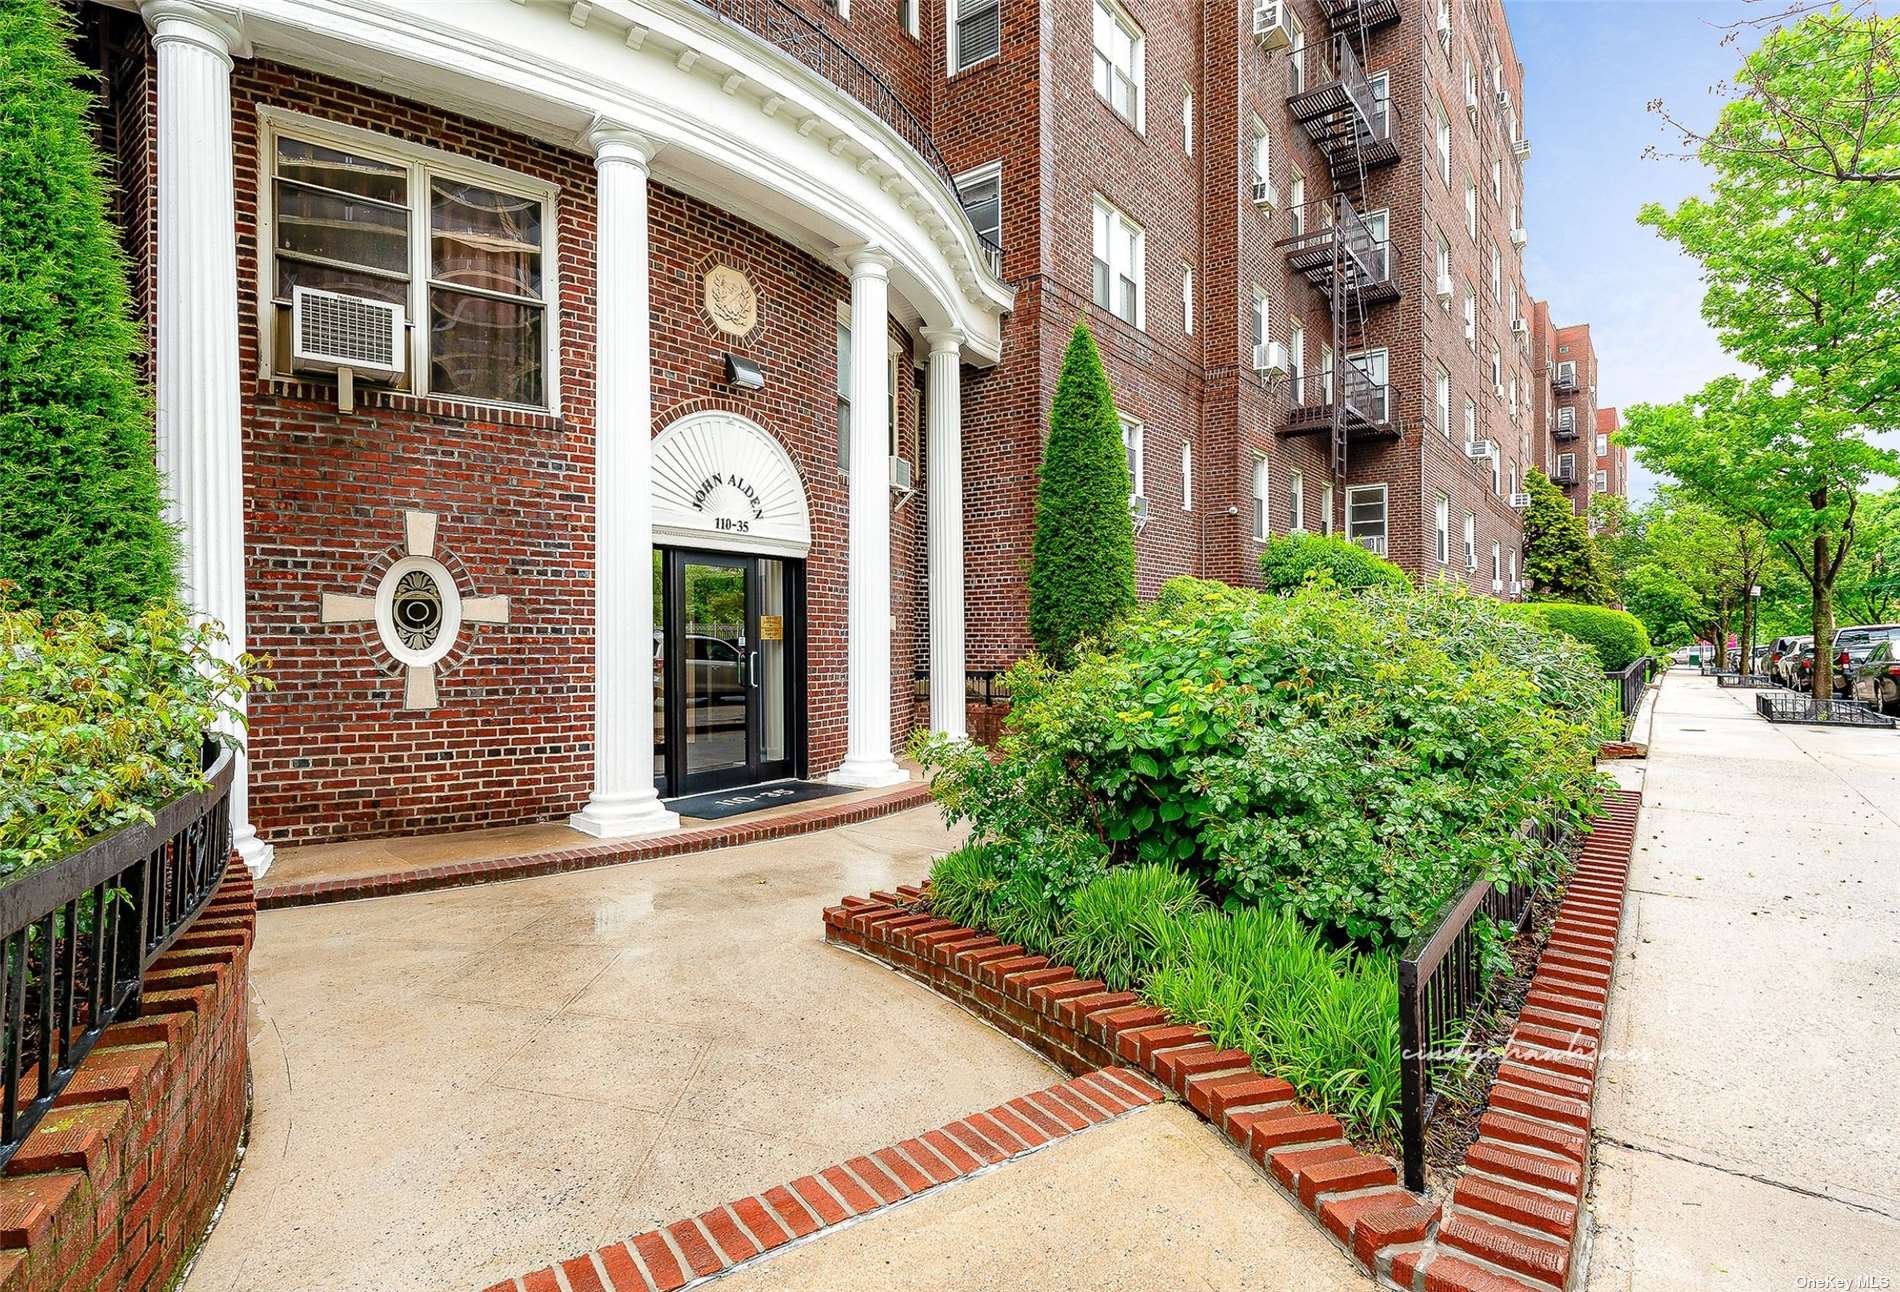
[915,577,1606,948]
[0,596,265,881]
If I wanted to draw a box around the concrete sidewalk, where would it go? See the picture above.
[1586,671,1900,1291]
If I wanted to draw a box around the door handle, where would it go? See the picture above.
[748,650,759,688]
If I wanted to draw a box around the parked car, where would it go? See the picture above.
[1849,640,1900,715]
[1769,636,1811,687]
[1826,626,1900,698]
[1790,644,1818,690]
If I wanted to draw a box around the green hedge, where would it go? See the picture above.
[1510,601,1652,672]
[1258,533,1409,595]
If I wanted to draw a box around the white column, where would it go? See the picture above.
[831,250,908,788]
[570,125,680,837]
[923,329,967,739]
[144,2,271,875]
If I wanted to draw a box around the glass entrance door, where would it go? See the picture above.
[655,548,802,797]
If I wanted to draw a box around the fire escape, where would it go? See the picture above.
[1275,8,1402,485]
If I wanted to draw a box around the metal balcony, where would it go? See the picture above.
[1552,418,1579,442]
[1320,0,1402,35]
[1286,36,1402,175]
[1278,364,1399,440]
[1551,365,1578,393]
[1279,198,1401,305]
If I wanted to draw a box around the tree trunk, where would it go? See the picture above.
[1812,533,1836,700]
[1740,590,1758,676]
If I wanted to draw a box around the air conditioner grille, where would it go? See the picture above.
[293,286,404,373]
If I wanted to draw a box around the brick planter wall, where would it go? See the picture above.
[0,866,255,1292]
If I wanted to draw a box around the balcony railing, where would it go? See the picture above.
[1552,417,1579,441]
[1280,360,1394,437]
[1286,35,1401,171]
[694,0,1003,274]
[1280,197,1401,304]
[0,744,233,1170]
[1551,365,1578,393]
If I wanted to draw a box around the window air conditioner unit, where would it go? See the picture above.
[1512,137,1531,162]
[1354,535,1387,556]
[1509,579,1522,597]
[1509,226,1527,248]
[1252,178,1279,208]
[889,456,913,492]
[1491,577,1504,594]
[1496,88,1514,115]
[1511,316,1528,337]
[1256,340,1288,376]
[1465,555,1479,573]
[1509,491,1531,509]
[1435,272,1454,306]
[1253,1,1294,50]
[292,286,407,414]
[1464,80,1480,116]
[1465,438,1496,460]
[1493,382,1505,399]
[1129,493,1151,528]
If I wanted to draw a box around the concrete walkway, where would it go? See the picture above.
[187,805,1365,1292]
[1587,671,1900,1291]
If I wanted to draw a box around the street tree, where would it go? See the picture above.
[1521,469,1611,605]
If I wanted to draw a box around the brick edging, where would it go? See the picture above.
[823,788,1645,1291]
[483,1067,1164,1292]
[256,783,933,908]
[0,865,256,1292]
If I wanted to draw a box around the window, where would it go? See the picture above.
[1509,461,1519,497]
[1434,363,1451,436]
[1288,13,1305,95]
[951,0,1000,71]
[1595,432,1609,456]
[1182,264,1194,335]
[1595,469,1609,492]
[1491,156,1503,203]
[1463,511,1477,570]
[835,316,852,470]
[1435,97,1452,185]
[1347,484,1387,552]
[1121,416,1145,495]
[1289,170,1307,234]
[956,164,1001,250]
[1491,449,1502,495]
[1093,0,1144,128]
[1321,482,1335,535]
[1251,122,1271,194]
[1464,177,1478,239]
[1490,242,1502,301]
[1463,397,1476,445]
[1322,343,1335,401]
[1462,288,1476,346]
[1091,197,1145,326]
[1489,344,1502,393]
[899,0,920,38]
[1435,232,1451,300]
[1250,288,1269,360]
[1492,539,1502,585]
[1434,493,1450,565]
[1289,470,1304,531]
[1509,546,1518,589]
[1557,450,1577,480]
[1437,0,1452,46]
[1252,456,1269,541]
[1289,320,1305,401]
[265,120,556,408]
[1182,87,1194,154]
[1181,439,1193,509]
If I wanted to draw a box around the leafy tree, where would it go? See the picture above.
[1522,470,1610,605]
[0,0,175,616]
[1258,532,1408,595]
[1027,322,1135,667]
[1601,490,1770,657]
[1623,380,1899,694]
[1835,488,1900,625]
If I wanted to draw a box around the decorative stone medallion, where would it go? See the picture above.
[318,510,509,711]
[703,264,758,337]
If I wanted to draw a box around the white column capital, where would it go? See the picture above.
[846,246,894,279]
[140,0,246,62]
[922,328,964,357]
[585,120,655,171]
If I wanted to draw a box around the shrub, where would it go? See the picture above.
[925,844,1009,933]
[1,598,262,881]
[1522,470,1611,605]
[1027,322,1136,667]
[0,0,176,617]
[1512,601,1652,672]
[1146,906,1401,1144]
[1258,532,1409,595]
[917,578,1604,948]
[1056,864,1202,990]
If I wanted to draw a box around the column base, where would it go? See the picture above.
[828,758,911,790]
[569,790,681,839]
[233,825,275,879]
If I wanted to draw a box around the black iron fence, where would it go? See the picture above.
[693,0,1003,275]
[1605,656,1653,734]
[1715,671,1781,690]
[1397,857,1537,1194]
[0,744,233,1169]
[1757,691,1897,729]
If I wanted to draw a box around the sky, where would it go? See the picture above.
[1508,0,1766,503]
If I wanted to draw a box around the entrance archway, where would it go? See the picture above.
[649,412,810,797]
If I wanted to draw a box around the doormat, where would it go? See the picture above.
[665,779,860,820]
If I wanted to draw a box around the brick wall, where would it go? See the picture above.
[0,868,254,1292]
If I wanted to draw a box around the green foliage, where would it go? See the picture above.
[1,598,263,882]
[1146,907,1401,1145]
[1521,470,1610,604]
[917,577,1604,949]
[0,0,176,617]
[1055,864,1201,991]
[1257,532,1410,595]
[1027,322,1136,667]
[1509,602,1651,673]
[924,844,1009,933]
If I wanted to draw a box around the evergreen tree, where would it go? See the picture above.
[0,0,175,616]
[1027,322,1135,667]
[1522,469,1610,604]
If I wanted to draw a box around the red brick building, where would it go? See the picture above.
[76,0,1595,865]
[1594,406,1630,510]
